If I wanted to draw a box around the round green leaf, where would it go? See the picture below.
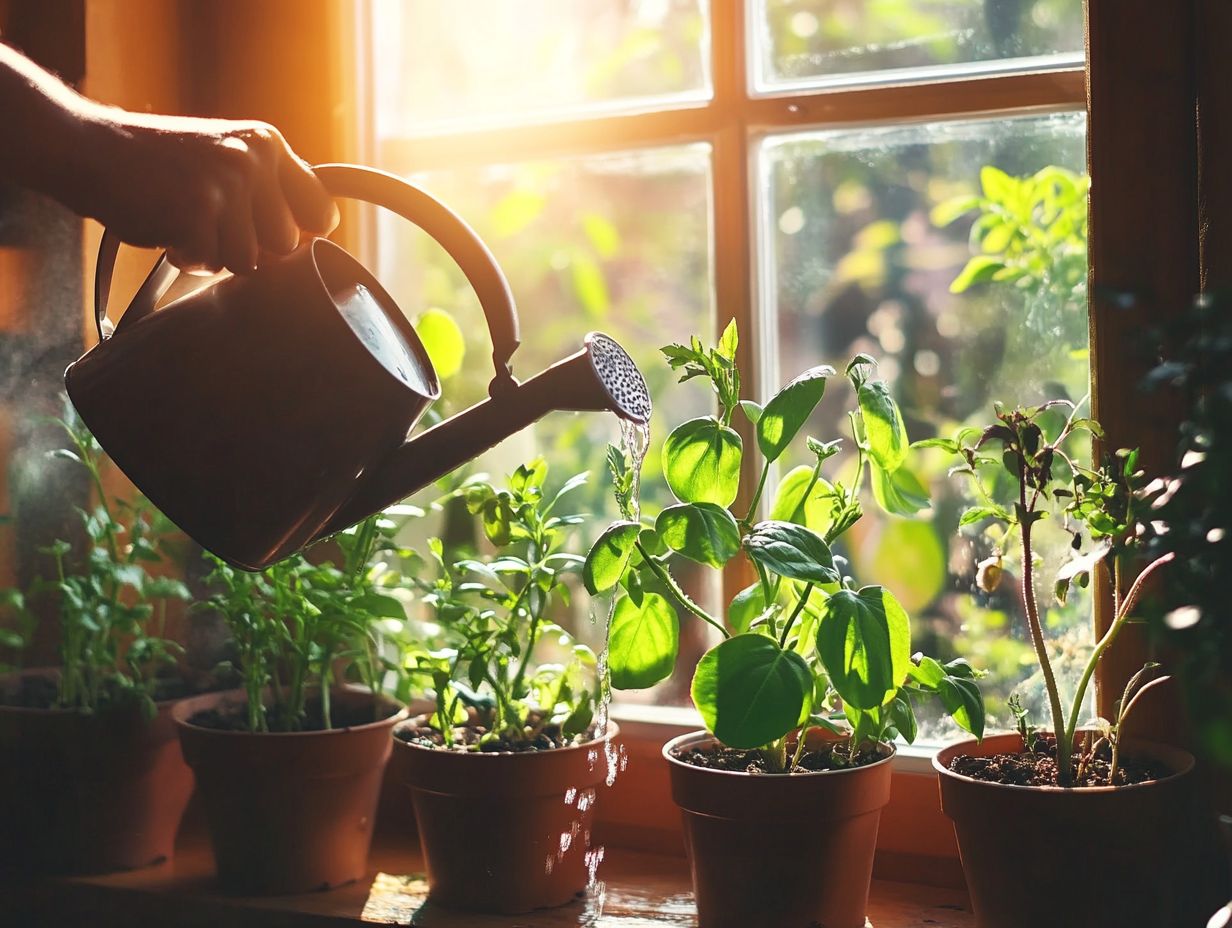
[757,365,833,463]
[583,521,641,594]
[656,503,740,569]
[691,634,812,749]
[608,593,679,690]
[858,381,909,473]
[938,675,985,740]
[769,465,834,535]
[815,586,911,710]
[413,308,466,380]
[663,418,743,506]
[743,520,838,584]
[727,583,767,635]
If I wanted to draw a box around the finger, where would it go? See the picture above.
[218,195,260,275]
[166,182,224,273]
[252,160,300,258]
[271,136,339,235]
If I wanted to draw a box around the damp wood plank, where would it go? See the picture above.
[3,834,973,928]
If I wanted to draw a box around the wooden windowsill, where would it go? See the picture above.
[6,830,974,928]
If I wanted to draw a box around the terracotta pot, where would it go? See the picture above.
[174,688,405,894]
[664,730,894,928]
[935,732,1230,928]
[0,671,195,874]
[395,720,619,914]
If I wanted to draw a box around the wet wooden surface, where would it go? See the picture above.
[5,833,974,927]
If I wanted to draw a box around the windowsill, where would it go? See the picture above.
[4,830,974,927]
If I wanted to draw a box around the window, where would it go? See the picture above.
[361,1,1088,734]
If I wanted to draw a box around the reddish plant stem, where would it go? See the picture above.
[1018,468,1072,786]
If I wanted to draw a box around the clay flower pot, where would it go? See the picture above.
[174,688,405,895]
[394,720,619,914]
[935,731,1229,928]
[664,730,894,928]
[0,671,195,874]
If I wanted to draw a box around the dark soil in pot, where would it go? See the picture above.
[394,715,618,915]
[174,687,406,895]
[946,731,1169,787]
[0,669,199,875]
[665,730,894,928]
[935,731,1230,928]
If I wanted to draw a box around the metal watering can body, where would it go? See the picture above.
[65,165,650,571]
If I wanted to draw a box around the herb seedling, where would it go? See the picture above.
[199,510,411,732]
[585,322,984,772]
[398,459,598,749]
[0,413,190,716]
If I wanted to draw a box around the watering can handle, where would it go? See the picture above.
[92,163,523,389]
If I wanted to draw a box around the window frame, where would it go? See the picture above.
[358,0,1088,714]
[347,0,1176,876]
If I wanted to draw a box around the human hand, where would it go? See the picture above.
[78,114,340,275]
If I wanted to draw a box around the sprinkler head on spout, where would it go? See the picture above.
[583,333,652,423]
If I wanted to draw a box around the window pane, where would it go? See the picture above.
[760,112,1089,738]
[372,0,711,135]
[754,0,1084,90]
[373,146,715,704]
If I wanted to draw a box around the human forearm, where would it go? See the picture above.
[0,42,100,211]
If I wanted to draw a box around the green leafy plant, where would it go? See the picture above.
[933,164,1087,312]
[398,459,598,749]
[0,414,190,716]
[585,322,984,772]
[199,510,413,733]
[932,402,1173,786]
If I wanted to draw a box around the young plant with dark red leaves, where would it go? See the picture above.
[929,402,1173,786]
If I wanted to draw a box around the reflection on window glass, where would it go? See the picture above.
[760,112,1089,737]
[373,146,715,704]
[754,0,1083,89]
[372,0,711,133]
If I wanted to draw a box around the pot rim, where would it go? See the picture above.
[931,730,1196,794]
[171,686,408,738]
[662,728,897,779]
[392,718,619,758]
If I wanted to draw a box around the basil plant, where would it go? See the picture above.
[584,322,984,772]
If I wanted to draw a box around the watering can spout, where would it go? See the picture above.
[316,333,650,537]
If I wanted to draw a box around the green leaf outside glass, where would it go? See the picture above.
[757,365,834,463]
[656,503,740,569]
[815,586,911,710]
[870,462,929,516]
[691,634,812,749]
[608,593,679,690]
[743,520,838,584]
[662,417,743,507]
[583,520,641,594]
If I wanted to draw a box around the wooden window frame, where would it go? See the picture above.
[345,0,1205,876]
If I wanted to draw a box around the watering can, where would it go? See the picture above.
[65,164,651,571]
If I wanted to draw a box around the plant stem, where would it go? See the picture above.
[743,460,771,528]
[779,583,814,648]
[635,539,728,637]
[1017,478,1071,785]
[1064,552,1175,745]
